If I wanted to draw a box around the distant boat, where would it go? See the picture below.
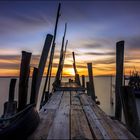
[0,104,39,139]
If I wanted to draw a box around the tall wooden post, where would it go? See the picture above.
[115,41,124,121]
[35,34,53,105]
[121,86,140,137]
[41,3,61,104]
[3,79,17,117]
[82,75,85,88]
[87,63,96,101]
[18,51,31,111]
[72,52,81,85]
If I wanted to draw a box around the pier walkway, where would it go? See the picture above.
[29,82,136,139]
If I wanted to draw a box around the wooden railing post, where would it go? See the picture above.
[18,51,31,111]
[87,63,96,101]
[121,86,140,137]
[115,41,124,121]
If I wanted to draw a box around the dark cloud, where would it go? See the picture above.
[83,52,115,56]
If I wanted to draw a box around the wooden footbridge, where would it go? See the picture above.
[29,82,136,139]
[0,3,139,139]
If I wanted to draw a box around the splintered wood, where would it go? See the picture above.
[29,83,136,139]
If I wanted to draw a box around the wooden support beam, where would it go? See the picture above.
[82,75,85,88]
[121,86,140,138]
[30,67,38,104]
[35,34,53,105]
[3,79,17,117]
[115,41,124,121]
[87,63,96,101]
[18,51,31,111]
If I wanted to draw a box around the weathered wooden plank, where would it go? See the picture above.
[47,91,70,139]
[83,105,110,139]
[28,109,56,139]
[71,106,93,139]
[71,91,81,106]
[114,120,136,139]
[29,91,63,139]
[42,91,63,110]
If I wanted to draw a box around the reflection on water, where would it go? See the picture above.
[0,76,139,120]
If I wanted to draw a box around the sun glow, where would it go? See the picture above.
[63,68,75,76]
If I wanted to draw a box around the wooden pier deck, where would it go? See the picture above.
[29,82,136,139]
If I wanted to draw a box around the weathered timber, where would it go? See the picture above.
[30,67,38,104]
[53,23,67,88]
[61,40,68,80]
[28,91,63,139]
[18,51,31,111]
[72,52,81,85]
[35,34,53,105]
[3,79,17,118]
[115,40,124,121]
[28,82,136,139]
[41,3,61,104]
[121,86,140,138]
[71,92,93,139]
[86,82,90,96]
[47,91,70,139]
[87,63,96,101]
[82,75,85,88]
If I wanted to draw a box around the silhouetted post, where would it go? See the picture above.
[72,52,81,85]
[121,86,140,137]
[35,34,53,105]
[87,63,96,101]
[30,67,38,104]
[41,3,61,104]
[3,79,17,117]
[18,51,31,111]
[86,82,90,96]
[115,41,124,121]
[82,75,85,88]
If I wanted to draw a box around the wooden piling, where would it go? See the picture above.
[35,34,53,105]
[3,79,17,117]
[121,86,140,138]
[18,51,31,111]
[82,75,85,88]
[30,67,38,104]
[86,82,90,96]
[115,41,124,121]
[87,63,96,101]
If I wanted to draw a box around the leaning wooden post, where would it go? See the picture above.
[18,51,31,111]
[30,67,38,104]
[82,75,85,88]
[35,34,53,106]
[3,79,17,117]
[115,41,124,121]
[121,86,140,137]
[87,63,96,101]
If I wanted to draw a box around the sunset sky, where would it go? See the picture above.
[0,1,140,76]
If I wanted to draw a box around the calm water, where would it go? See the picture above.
[0,76,140,121]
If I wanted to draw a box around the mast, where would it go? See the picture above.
[41,3,61,104]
